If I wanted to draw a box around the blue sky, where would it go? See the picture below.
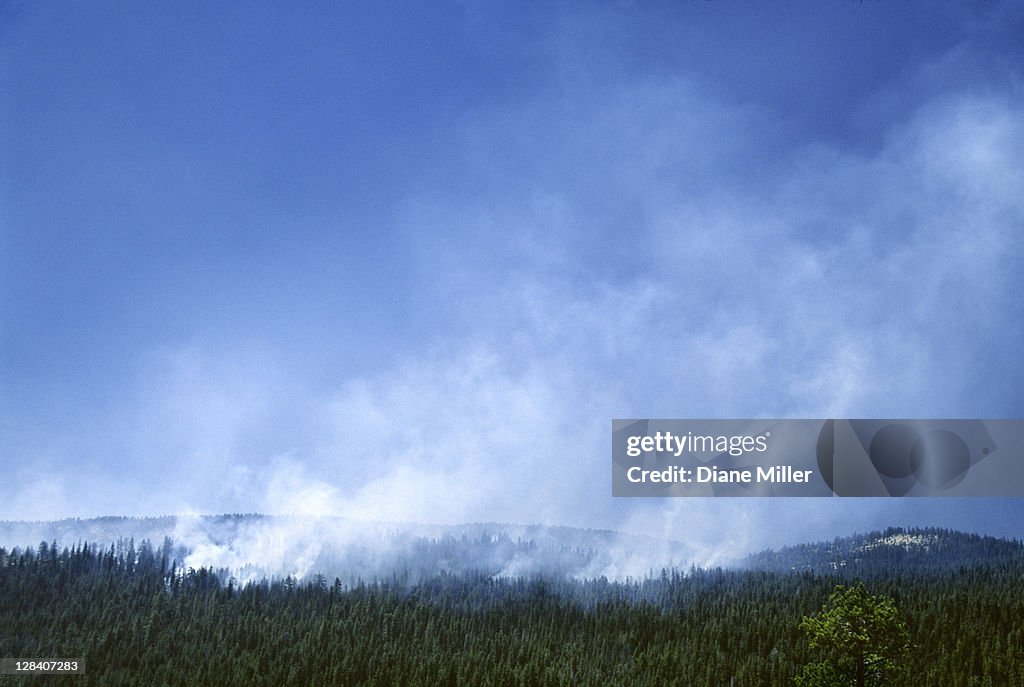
[3,1,1024,553]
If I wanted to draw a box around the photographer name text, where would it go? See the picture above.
[626,465,813,484]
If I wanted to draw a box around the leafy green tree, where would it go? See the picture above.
[797,583,910,687]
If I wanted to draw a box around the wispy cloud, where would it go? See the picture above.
[2,2,1022,562]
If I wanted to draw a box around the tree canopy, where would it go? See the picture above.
[798,582,911,687]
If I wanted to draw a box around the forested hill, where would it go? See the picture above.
[2,524,1022,685]
[740,526,1024,576]
[0,515,696,583]
[3,517,1022,585]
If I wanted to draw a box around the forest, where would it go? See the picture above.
[0,528,1022,686]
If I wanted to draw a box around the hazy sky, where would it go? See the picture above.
[3,2,1023,551]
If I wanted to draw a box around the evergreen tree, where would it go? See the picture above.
[798,582,911,687]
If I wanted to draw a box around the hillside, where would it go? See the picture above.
[740,526,1024,576]
[2,523,1022,685]
[0,514,694,584]
[5,516,1024,589]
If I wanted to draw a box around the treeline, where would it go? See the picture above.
[741,527,1024,576]
[1,540,1022,686]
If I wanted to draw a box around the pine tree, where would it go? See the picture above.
[797,583,910,687]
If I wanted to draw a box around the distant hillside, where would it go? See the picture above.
[0,514,694,583]
[740,526,1024,575]
[5,517,1021,584]
[0,515,182,549]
